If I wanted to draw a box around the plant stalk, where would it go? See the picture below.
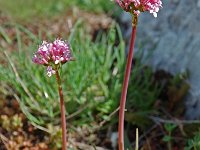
[135,128,139,150]
[118,16,137,150]
[56,70,67,150]
[168,132,172,150]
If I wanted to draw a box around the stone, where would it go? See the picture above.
[119,0,200,119]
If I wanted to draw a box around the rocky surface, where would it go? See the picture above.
[120,0,200,119]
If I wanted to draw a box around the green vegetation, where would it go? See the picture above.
[185,130,200,150]
[0,22,125,129]
[0,20,167,148]
[0,0,115,21]
[0,1,192,149]
[125,61,161,128]
[163,123,177,150]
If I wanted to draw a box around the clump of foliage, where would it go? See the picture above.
[162,123,177,150]
[185,131,200,150]
[0,18,191,150]
[125,62,162,128]
[0,22,125,131]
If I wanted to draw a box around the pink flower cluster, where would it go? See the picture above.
[116,0,162,17]
[33,39,73,77]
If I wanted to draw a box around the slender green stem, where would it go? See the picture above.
[118,16,137,150]
[55,70,67,150]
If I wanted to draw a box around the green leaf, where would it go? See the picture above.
[162,135,172,142]
[164,123,177,132]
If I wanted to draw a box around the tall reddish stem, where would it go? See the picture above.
[118,20,137,150]
[56,70,67,150]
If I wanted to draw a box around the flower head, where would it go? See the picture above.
[116,0,162,17]
[33,39,73,77]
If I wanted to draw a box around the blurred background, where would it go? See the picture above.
[0,0,200,149]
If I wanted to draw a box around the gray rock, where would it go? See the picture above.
[120,0,200,119]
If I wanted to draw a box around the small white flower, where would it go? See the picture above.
[46,66,56,77]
